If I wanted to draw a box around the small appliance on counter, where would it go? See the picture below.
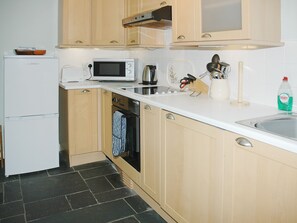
[91,58,136,82]
[61,66,85,83]
[142,65,158,85]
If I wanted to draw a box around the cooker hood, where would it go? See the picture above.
[122,6,172,29]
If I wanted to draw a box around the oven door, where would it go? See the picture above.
[112,105,140,172]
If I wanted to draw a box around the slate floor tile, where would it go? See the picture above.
[85,176,114,194]
[95,187,136,203]
[4,181,22,202]
[25,196,71,221]
[105,174,125,188]
[73,160,110,171]
[20,171,48,181]
[0,201,24,219]
[21,172,88,203]
[0,168,19,183]
[135,210,167,223]
[30,199,135,223]
[125,196,151,214]
[0,183,3,204]
[111,216,140,223]
[0,214,26,223]
[47,165,73,176]
[66,190,97,209]
[79,165,117,179]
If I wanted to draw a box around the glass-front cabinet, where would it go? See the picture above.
[200,0,249,41]
[172,0,282,47]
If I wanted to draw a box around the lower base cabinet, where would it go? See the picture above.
[161,110,224,223]
[141,103,161,203]
[223,131,297,223]
[59,87,104,166]
[100,89,112,159]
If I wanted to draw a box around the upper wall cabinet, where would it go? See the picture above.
[91,0,126,46]
[141,0,172,11]
[58,0,92,46]
[58,0,125,47]
[125,0,170,47]
[172,0,283,48]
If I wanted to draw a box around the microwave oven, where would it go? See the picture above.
[92,58,136,81]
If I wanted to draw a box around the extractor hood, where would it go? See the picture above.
[122,6,172,29]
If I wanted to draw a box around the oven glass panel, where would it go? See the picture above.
[93,62,125,77]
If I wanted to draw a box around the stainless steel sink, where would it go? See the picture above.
[236,113,297,141]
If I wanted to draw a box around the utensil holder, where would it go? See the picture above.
[209,79,230,100]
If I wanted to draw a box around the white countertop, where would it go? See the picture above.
[60,80,297,154]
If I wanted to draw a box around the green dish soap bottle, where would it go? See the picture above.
[277,76,293,111]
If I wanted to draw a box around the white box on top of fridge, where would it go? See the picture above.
[4,56,59,176]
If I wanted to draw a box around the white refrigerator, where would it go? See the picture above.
[4,56,59,176]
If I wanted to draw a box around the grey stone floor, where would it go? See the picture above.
[0,158,166,223]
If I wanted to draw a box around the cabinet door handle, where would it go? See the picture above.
[82,89,90,93]
[177,35,185,40]
[144,105,151,110]
[110,40,119,44]
[236,137,253,148]
[130,40,136,43]
[201,33,212,39]
[75,40,83,44]
[160,1,167,6]
[166,113,175,120]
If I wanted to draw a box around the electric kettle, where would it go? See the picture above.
[142,65,157,85]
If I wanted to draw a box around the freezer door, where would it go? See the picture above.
[4,115,59,176]
[4,58,58,117]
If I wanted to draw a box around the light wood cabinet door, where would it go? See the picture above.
[125,0,166,47]
[141,103,161,203]
[68,89,98,155]
[101,90,112,159]
[172,0,200,43]
[59,88,101,166]
[58,0,91,46]
[223,131,297,223]
[141,0,171,11]
[172,0,281,46]
[161,110,224,223]
[91,0,126,46]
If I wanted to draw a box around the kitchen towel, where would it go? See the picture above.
[112,111,127,157]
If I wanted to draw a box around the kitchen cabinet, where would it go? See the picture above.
[91,0,126,46]
[125,0,167,47]
[141,0,172,11]
[223,131,297,223]
[161,110,224,223]
[172,0,282,48]
[59,88,104,166]
[100,89,112,159]
[140,103,161,203]
[58,0,92,46]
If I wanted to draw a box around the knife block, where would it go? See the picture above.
[189,79,209,94]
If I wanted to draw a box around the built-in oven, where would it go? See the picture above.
[111,93,140,172]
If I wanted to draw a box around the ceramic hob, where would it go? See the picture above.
[121,86,180,96]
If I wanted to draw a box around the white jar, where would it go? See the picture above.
[209,79,230,100]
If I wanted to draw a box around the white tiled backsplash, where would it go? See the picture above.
[128,41,296,111]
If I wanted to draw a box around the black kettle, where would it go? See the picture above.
[142,65,157,85]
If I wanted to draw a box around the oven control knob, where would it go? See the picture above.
[155,92,159,95]
[174,90,178,93]
[161,91,165,94]
[168,91,172,94]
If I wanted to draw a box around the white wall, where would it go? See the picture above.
[0,0,59,125]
